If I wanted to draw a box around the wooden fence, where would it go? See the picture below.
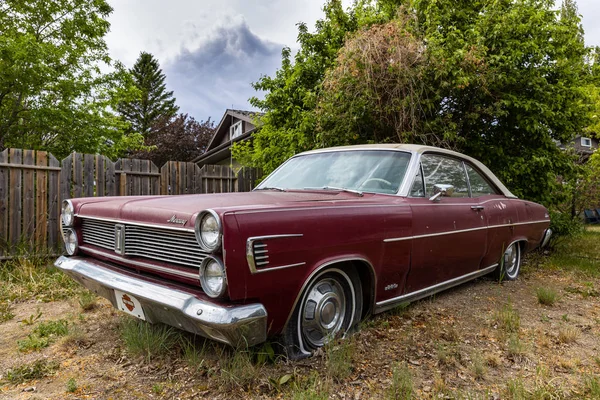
[0,149,260,258]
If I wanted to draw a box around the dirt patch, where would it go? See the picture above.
[0,263,599,399]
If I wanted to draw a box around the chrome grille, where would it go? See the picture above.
[80,218,208,268]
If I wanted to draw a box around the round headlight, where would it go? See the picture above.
[63,228,78,255]
[61,200,74,227]
[195,210,221,251]
[200,257,227,298]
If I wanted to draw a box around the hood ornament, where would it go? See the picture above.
[167,215,188,226]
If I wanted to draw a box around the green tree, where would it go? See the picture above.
[239,0,592,205]
[118,52,179,137]
[129,114,214,167]
[0,0,144,159]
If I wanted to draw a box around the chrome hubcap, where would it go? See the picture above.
[301,278,346,348]
[504,245,519,277]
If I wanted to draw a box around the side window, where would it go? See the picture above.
[420,154,469,198]
[465,164,498,197]
[409,165,425,197]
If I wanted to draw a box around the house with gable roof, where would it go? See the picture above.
[193,109,262,167]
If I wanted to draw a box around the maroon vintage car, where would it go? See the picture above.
[55,144,551,358]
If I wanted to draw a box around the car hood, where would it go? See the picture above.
[75,190,368,229]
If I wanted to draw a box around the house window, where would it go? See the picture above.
[230,121,243,140]
[581,137,592,147]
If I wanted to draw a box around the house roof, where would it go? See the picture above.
[193,109,262,164]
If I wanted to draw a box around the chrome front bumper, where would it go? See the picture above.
[54,256,267,347]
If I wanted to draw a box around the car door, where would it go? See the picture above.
[404,153,488,293]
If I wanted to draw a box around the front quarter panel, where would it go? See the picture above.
[222,202,408,334]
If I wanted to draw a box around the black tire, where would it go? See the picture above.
[283,267,362,360]
[493,242,522,281]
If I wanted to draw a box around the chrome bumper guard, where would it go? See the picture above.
[54,256,267,347]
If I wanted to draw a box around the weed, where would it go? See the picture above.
[17,334,50,352]
[565,285,599,298]
[0,301,15,322]
[507,334,526,359]
[20,309,42,325]
[288,371,330,400]
[470,352,487,380]
[561,314,569,322]
[152,383,164,394]
[119,317,179,361]
[219,349,259,389]
[324,338,354,381]
[485,354,500,368]
[493,302,520,333]
[536,287,558,306]
[585,375,600,398]
[2,359,60,384]
[78,290,97,311]
[268,373,293,393]
[505,378,526,399]
[436,342,460,367]
[594,357,600,367]
[66,377,78,393]
[558,326,578,344]
[254,340,277,365]
[181,335,207,372]
[391,302,410,316]
[386,363,413,399]
[0,256,81,303]
[58,325,87,350]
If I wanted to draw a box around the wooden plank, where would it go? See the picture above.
[96,156,105,197]
[22,150,35,245]
[0,149,8,256]
[48,154,60,251]
[73,152,83,198]
[193,164,201,194]
[36,151,48,247]
[0,162,62,171]
[170,162,177,195]
[84,153,94,197]
[150,162,159,195]
[60,154,72,201]
[140,159,149,195]
[106,157,116,196]
[160,163,168,195]
[177,161,185,195]
[9,149,22,248]
[186,163,194,194]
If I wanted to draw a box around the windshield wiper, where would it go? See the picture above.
[303,186,363,197]
[255,186,287,192]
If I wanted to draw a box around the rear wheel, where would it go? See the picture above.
[494,242,521,281]
[283,267,362,359]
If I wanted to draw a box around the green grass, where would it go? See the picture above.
[0,301,14,322]
[585,375,600,398]
[17,319,70,352]
[493,302,520,333]
[545,228,600,277]
[0,256,81,303]
[324,338,355,382]
[2,359,60,384]
[66,377,78,393]
[536,287,558,306]
[119,317,180,362]
[78,290,97,311]
[386,363,413,399]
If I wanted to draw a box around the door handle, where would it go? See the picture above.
[471,205,485,211]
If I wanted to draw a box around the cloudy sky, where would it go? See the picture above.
[105,0,600,123]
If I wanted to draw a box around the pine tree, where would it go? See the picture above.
[119,52,179,136]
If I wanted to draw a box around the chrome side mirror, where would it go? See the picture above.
[429,184,455,202]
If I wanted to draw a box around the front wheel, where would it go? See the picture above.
[494,242,521,281]
[283,267,362,359]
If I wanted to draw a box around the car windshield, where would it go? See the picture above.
[256,150,412,195]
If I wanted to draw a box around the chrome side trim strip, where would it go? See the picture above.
[245,234,304,274]
[374,264,498,313]
[251,262,306,274]
[383,220,549,243]
[80,246,199,280]
[76,214,195,232]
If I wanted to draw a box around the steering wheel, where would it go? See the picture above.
[358,178,393,190]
